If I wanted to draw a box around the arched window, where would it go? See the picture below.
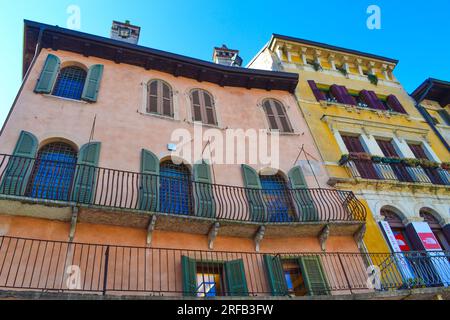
[381,208,413,252]
[262,99,293,133]
[27,142,78,201]
[147,80,174,117]
[420,210,450,250]
[160,160,192,215]
[52,66,87,100]
[190,89,217,125]
[260,172,295,222]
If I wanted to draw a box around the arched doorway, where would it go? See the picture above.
[420,209,450,251]
[381,208,413,252]
[159,160,192,215]
[27,142,78,201]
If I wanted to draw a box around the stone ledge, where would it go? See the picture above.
[0,286,448,300]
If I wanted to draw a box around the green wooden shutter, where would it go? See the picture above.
[298,256,330,296]
[0,131,38,196]
[72,142,101,204]
[181,256,198,297]
[139,149,159,212]
[288,166,318,221]
[241,164,266,222]
[193,161,215,218]
[225,259,248,296]
[81,64,104,102]
[263,255,288,296]
[34,54,60,94]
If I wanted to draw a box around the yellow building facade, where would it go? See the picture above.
[249,35,450,254]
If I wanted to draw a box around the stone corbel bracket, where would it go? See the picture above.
[319,225,330,252]
[146,215,157,246]
[255,226,266,252]
[208,222,220,250]
[69,207,79,242]
[354,224,367,250]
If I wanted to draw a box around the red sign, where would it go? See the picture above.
[418,232,442,250]
[393,231,411,252]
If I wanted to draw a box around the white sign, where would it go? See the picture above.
[379,221,415,281]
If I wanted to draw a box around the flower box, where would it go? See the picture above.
[371,156,383,163]
[339,154,350,165]
[402,158,421,167]
[381,157,402,164]
[349,152,372,161]
[419,159,440,169]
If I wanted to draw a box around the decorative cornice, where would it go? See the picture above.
[321,115,429,139]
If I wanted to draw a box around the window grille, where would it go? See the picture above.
[27,142,78,201]
[159,161,192,215]
[53,66,87,100]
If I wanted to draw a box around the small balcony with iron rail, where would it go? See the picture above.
[330,152,450,192]
[0,236,449,299]
[0,154,367,240]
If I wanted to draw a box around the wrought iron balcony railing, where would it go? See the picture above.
[0,236,449,297]
[343,159,450,186]
[0,154,366,223]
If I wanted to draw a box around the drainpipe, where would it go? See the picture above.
[413,79,450,152]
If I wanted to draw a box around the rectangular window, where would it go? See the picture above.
[282,259,308,296]
[196,263,225,297]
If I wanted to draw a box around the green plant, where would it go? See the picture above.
[381,157,402,164]
[371,155,383,163]
[368,74,379,86]
[402,158,421,167]
[419,159,440,169]
[339,154,350,165]
[349,152,372,161]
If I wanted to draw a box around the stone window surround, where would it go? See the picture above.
[322,115,440,162]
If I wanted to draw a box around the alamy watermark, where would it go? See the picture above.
[367,5,381,30]
[67,5,81,30]
[170,124,280,171]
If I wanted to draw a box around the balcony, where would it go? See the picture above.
[336,155,450,189]
[0,154,366,238]
[0,236,449,298]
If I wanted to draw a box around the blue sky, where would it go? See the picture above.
[0,0,449,126]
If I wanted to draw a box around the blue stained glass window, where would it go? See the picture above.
[52,66,87,100]
[260,174,295,222]
[159,161,192,215]
[27,143,77,201]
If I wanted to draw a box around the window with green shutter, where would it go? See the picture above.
[263,255,288,296]
[181,256,198,297]
[181,257,248,297]
[193,160,215,218]
[288,166,318,221]
[72,142,101,203]
[298,256,330,296]
[224,259,248,296]
[241,164,266,222]
[139,149,159,212]
[34,54,61,94]
[0,131,38,196]
[82,64,104,102]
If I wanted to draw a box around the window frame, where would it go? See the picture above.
[52,66,88,101]
[146,79,174,118]
[262,98,294,133]
[189,89,218,126]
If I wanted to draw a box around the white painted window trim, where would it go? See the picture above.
[139,80,180,121]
